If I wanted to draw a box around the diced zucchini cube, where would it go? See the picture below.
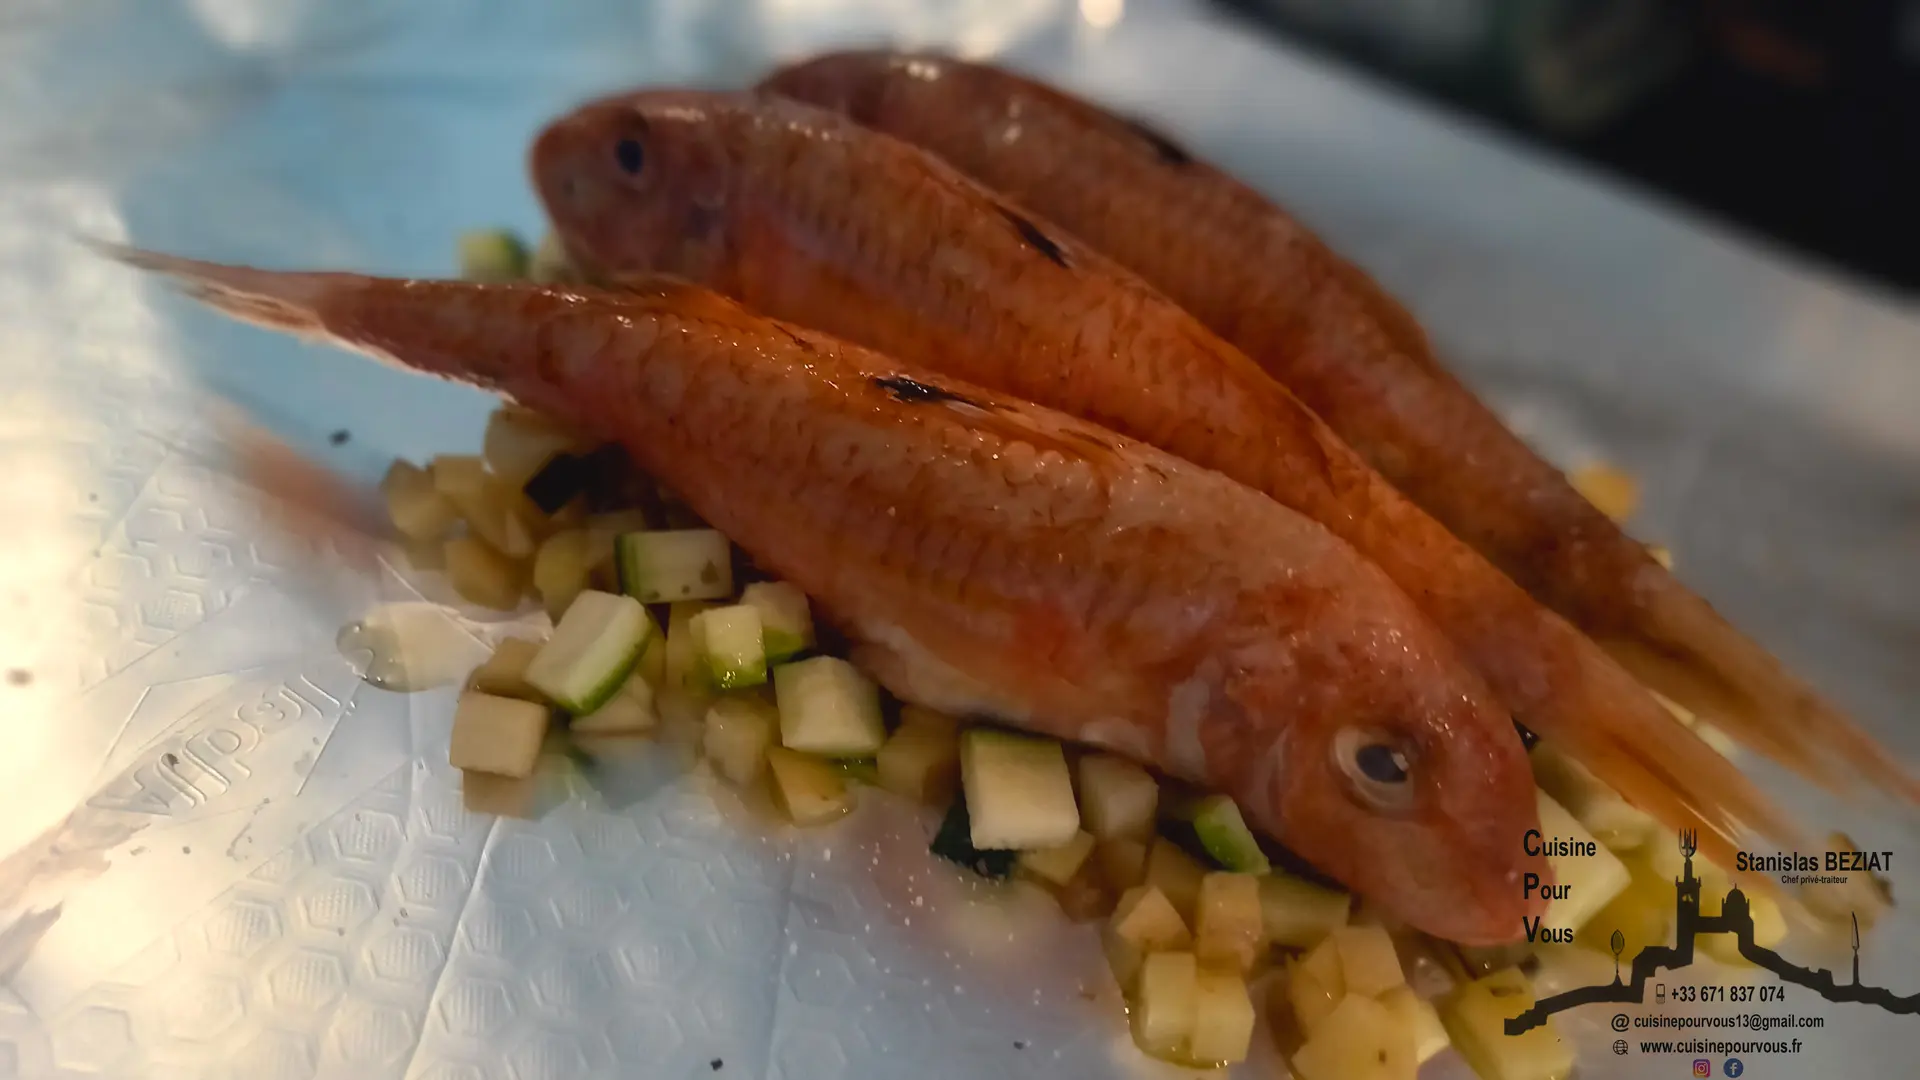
[1145,839,1206,924]
[444,536,525,611]
[774,656,886,757]
[1290,992,1415,1080]
[875,712,960,805]
[469,637,545,700]
[449,692,550,778]
[1189,795,1270,873]
[524,589,651,714]
[958,729,1079,851]
[766,746,853,826]
[1132,951,1198,1059]
[616,529,733,603]
[691,604,767,690]
[704,696,779,788]
[570,674,656,735]
[1111,884,1192,952]
[381,460,459,541]
[1075,753,1158,840]
[1440,968,1574,1080]
[740,581,813,661]
[1258,871,1351,949]
[1195,872,1266,973]
[1189,967,1256,1065]
[458,229,530,282]
[1332,924,1407,997]
[1378,985,1450,1065]
[1016,830,1097,889]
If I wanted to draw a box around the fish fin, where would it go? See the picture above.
[1604,578,1920,805]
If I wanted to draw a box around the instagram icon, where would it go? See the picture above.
[1693,1060,1713,1077]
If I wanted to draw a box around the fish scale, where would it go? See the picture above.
[103,245,1543,944]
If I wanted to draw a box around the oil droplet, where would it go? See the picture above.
[336,602,487,691]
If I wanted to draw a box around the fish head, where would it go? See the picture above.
[1219,629,1547,945]
[530,91,742,283]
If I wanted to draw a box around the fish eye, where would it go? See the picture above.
[614,137,645,175]
[1333,727,1416,811]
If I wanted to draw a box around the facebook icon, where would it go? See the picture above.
[1724,1058,1745,1077]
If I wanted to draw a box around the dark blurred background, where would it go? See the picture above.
[1213,0,1920,295]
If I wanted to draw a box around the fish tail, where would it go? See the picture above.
[1602,575,1920,805]
[90,241,340,340]
[1560,693,1809,877]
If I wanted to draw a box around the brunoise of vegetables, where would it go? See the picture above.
[363,230,1872,1078]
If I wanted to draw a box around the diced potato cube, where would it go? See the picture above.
[1290,992,1415,1080]
[449,692,550,778]
[1575,846,1671,961]
[1259,871,1351,949]
[462,769,537,818]
[533,529,595,620]
[1075,753,1158,839]
[570,674,656,735]
[1702,888,1787,965]
[484,405,575,487]
[444,536,525,611]
[1331,924,1406,997]
[704,696,779,788]
[1286,936,1346,1034]
[1101,924,1144,994]
[1111,885,1192,952]
[1144,840,1206,925]
[1049,863,1115,923]
[1096,838,1149,892]
[1534,790,1631,934]
[1440,968,1574,1080]
[1379,985,1450,1064]
[875,713,960,804]
[430,453,488,501]
[1017,830,1097,889]
[1571,462,1639,521]
[459,476,543,558]
[1189,967,1256,1065]
[469,637,545,700]
[766,746,852,826]
[381,460,459,541]
[1131,951,1198,1059]
[1526,943,1616,999]
[1195,872,1265,972]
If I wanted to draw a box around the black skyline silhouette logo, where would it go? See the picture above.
[1506,829,1920,1034]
